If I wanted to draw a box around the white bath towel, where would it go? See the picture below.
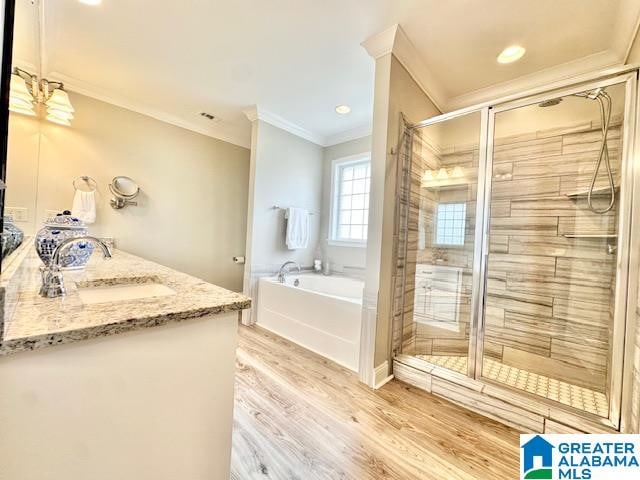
[285,207,309,250]
[71,189,97,224]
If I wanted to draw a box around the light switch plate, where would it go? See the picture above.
[5,207,28,222]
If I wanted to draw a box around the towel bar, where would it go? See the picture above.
[272,205,315,215]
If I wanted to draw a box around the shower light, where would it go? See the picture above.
[335,105,351,115]
[497,45,526,64]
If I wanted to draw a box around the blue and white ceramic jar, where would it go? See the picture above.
[1,216,24,259]
[34,211,94,269]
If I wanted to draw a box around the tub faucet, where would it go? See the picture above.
[39,236,112,298]
[277,261,301,283]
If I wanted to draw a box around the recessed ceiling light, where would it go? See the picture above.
[335,105,351,115]
[79,0,102,5]
[497,45,526,64]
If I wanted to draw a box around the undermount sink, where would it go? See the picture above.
[76,277,176,305]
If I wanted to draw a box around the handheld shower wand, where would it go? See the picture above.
[576,88,615,214]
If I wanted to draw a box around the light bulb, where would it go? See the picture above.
[46,89,75,113]
[47,107,74,120]
[47,113,72,126]
[436,168,448,180]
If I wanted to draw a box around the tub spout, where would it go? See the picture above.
[277,261,301,283]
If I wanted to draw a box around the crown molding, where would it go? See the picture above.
[362,24,446,112]
[244,105,370,147]
[391,25,447,111]
[446,50,622,111]
[47,71,251,148]
[361,24,398,59]
[243,105,326,145]
[243,106,259,123]
[363,13,640,115]
[324,123,372,147]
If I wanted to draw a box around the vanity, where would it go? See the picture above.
[0,242,250,480]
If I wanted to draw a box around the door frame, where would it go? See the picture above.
[405,66,640,430]
[475,71,638,429]
[0,0,16,275]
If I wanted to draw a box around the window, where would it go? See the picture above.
[435,203,466,246]
[330,155,371,245]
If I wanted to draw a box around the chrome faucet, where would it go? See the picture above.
[277,261,300,283]
[39,236,112,298]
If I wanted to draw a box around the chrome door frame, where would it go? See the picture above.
[407,107,490,379]
[476,71,638,429]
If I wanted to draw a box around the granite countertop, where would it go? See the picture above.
[0,244,251,356]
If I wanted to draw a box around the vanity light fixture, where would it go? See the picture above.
[422,166,468,187]
[79,0,102,5]
[497,45,526,64]
[9,67,75,126]
[335,104,351,115]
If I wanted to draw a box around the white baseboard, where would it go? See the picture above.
[373,361,394,389]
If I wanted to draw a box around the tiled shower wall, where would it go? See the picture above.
[392,130,478,357]
[393,121,622,394]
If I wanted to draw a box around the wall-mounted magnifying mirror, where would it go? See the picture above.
[109,176,139,210]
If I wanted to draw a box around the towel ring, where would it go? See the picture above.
[72,176,97,192]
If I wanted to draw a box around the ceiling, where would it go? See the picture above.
[13,0,640,148]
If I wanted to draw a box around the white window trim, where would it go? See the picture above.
[328,152,371,248]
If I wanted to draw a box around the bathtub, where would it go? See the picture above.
[257,274,363,371]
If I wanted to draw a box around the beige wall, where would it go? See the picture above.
[242,119,324,323]
[5,92,250,291]
[368,54,440,372]
[245,120,323,272]
[320,135,371,275]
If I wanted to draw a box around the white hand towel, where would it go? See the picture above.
[285,207,309,250]
[71,190,97,224]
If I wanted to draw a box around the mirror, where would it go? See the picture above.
[109,176,139,209]
[2,0,251,291]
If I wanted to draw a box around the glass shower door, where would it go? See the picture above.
[478,76,634,422]
[400,110,486,376]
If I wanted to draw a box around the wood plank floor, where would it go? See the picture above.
[230,325,520,479]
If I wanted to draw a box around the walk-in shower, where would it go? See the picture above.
[392,70,638,430]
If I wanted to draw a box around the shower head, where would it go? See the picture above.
[538,98,563,108]
[575,87,606,100]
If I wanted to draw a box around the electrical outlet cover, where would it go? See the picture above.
[5,207,28,222]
